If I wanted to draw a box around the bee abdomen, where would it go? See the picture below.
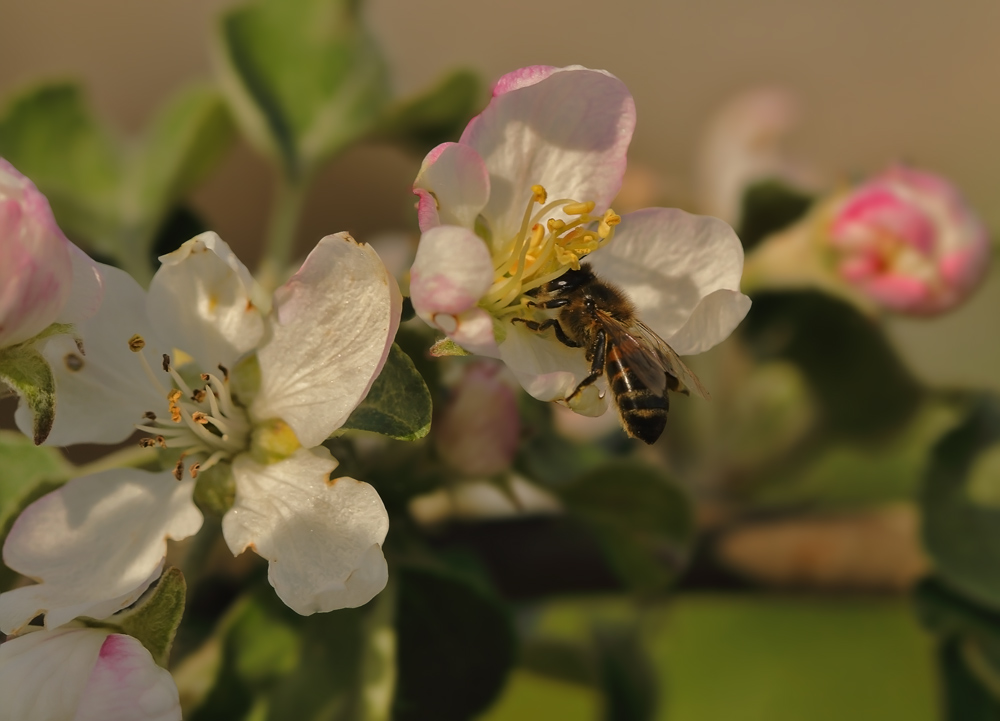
[608,356,668,444]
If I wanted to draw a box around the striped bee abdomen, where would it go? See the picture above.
[606,345,668,444]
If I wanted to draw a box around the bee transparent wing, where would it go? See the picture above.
[607,317,710,399]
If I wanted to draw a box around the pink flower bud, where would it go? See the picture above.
[434,361,520,478]
[828,166,990,315]
[0,159,101,348]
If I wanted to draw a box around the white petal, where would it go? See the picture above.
[444,308,501,358]
[15,264,166,446]
[413,142,490,231]
[0,469,202,634]
[74,633,182,721]
[460,66,635,240]
[148,232,267,370]
[0,627,108,721]
[586,208,749,346]
[252,234,401,447]
[54,242,104,326]
[0,629,180,721]
[498,321,607,413]
[410,225,494,319]
[223,448,389,615]
[666,288,753,356]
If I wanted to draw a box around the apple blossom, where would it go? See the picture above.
[0,158,102,349]
[827,165,990,315]
[409,65,751,416]
[743,165,991,317]
[0,627,181,721]
[6,230,400,624]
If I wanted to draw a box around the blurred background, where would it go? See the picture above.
[2,0,997,389]
[2,2,999,720]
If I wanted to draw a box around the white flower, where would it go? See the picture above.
[4,231,400,627]
[409,65,751,416]
[0,626,180,721]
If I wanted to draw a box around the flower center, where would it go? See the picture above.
[128,335,251,480]
[480,184,620,315]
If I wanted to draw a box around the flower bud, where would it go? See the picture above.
[827,165,990,315]
[434,360,520,478]
[0,159,101,348]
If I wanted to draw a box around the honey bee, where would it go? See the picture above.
[513,264,707,444]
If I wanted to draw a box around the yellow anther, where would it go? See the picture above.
[563,201,595,215]
[603,209,621,226]
[191,412,209,425]
[547,218,566,233]
[167,389,182,403]
[128,335,146,352]
[530,223,546,245]
[531,185,548,204]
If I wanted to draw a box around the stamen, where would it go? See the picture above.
[144,411,157,421]
[531,184,548,204]
[563,201,595,216]
[191,388,207,403]
[191,412,209,425]
[130,340,170,397]
[173,457,185,481]
[198,450,228,475]
[189,462,200,479]
[166,364,193,398]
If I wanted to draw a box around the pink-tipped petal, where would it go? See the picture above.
[460,67,636,240]
[413,143,490,232]
[410,225,494,321]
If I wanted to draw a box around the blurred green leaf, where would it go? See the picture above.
[923,396,1000,610]
[117,567,187,666]
[938,640,1000,721]
[0,82,122,254]
[393,564,515,721]
[215,0,390,179]
[340,343,432,441]
[741,291,924,440]
[592,624,659,721]
[0,81,234,279]
[135,84,235,226]
[190,590,302,721]
[753,399,960,509]
[559,462,694,594]
[520,637,598,687]
[738,179,814,251]
[373,69,482,155]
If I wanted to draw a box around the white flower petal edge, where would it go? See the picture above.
[0,628,180,721]
[57,242,104,326]
[251,233,401,448]
[148,231,268,370]
[223,447,389,615]
[459,65,636,240]
[15,263,166,446]
[585,208,751,352]
[413,143,490,231]
[410,225,499,357]
[0,468,202,634]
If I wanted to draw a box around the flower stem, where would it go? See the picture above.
[258,175,309,290]
[72,445,159,477]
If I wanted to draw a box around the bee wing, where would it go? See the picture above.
[602,316,710,399]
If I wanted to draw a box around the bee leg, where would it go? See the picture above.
[511,318,581,348]
[527,298,570,310]
[567,329,607,401]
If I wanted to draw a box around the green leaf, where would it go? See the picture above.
[558,462,694,593]
[922,396,1000,610]
[0,343,57,444]
[134,84,236,229]
[592,624,659,721]
[340,343,432,440]
[738,179,814,251]
[0,82,122,254]
[937,640,1000,720]
[189,589,303,721]
[214,0,390,180]
[373,70,482,155]
[117,567,188,666]
[393,564,516,721]
[740,291,924,439]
